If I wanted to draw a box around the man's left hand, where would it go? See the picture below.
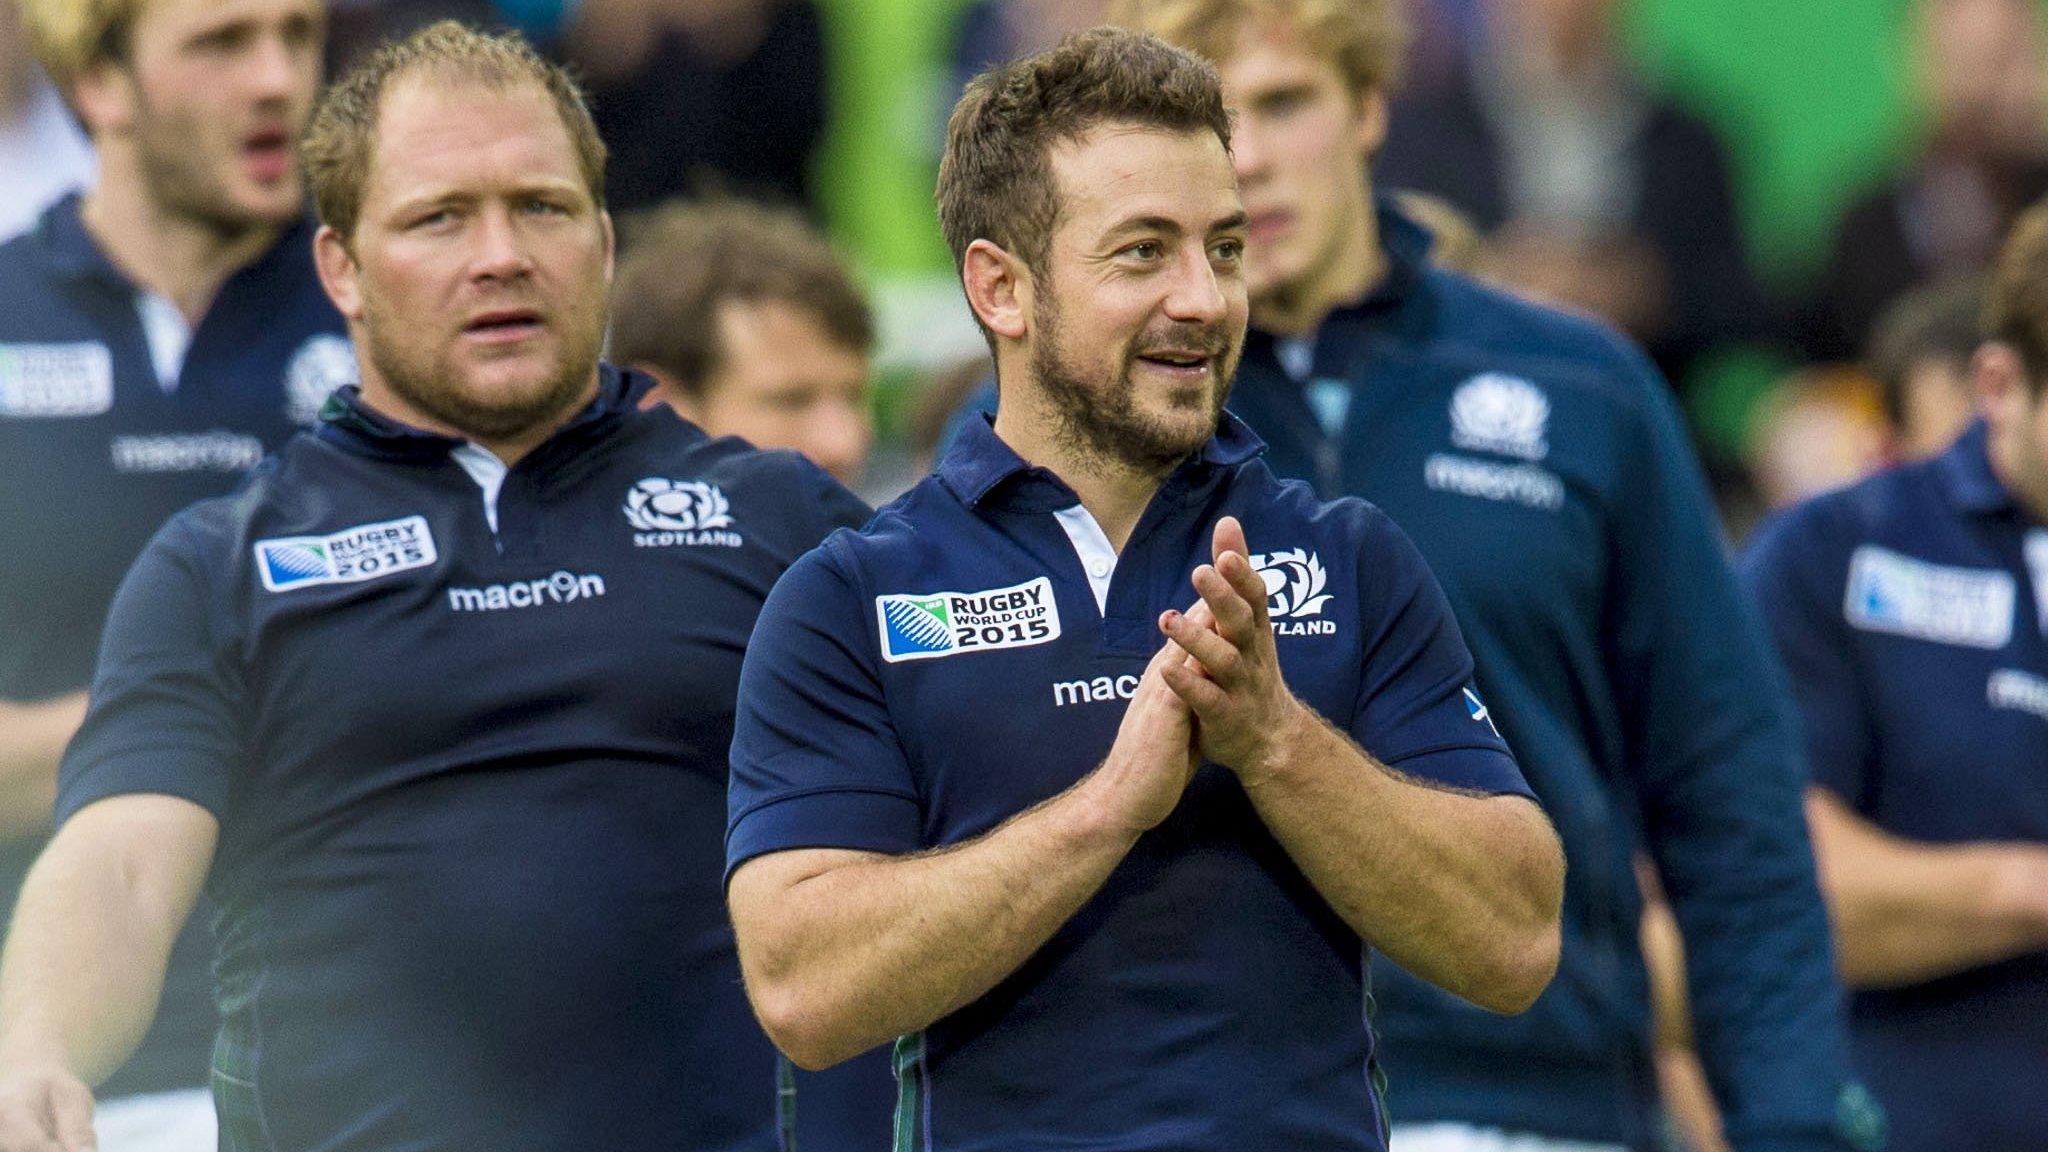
[1157,516,1309,781]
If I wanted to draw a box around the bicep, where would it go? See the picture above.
[41,793,219,923]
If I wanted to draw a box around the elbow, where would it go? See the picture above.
[749,980,869,1072]
[1471,917,1562,1014]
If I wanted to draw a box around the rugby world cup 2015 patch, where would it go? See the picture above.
[256,515,437,592]
[876,576,1060,663]
[1845,544,2014,649]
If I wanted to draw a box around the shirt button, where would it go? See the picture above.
[1089,559,1111,578]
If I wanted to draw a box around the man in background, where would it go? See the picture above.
[1742,201,2048,1152]
[612,196,874,487]
[1089,2,1875,1149]
[0,2,342,1146]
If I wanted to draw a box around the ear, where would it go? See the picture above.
[961,239,1031,343]
[1353,87,1390,158]
[313,224,365,322]
[1972,341,2028,426]
[70,60,137,139]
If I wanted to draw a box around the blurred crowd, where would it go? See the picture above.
[0,0,2039,522]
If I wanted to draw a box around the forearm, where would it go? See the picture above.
[1240,704,1563,1012]
[0,833,191,1084]
[1807,790,2048,988]
[0,694,86,838]
[734,776,1140,1069]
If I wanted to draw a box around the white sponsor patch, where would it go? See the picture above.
[0,342,113,417]
[877,576,1060,663]
[256,515,436,592]
[1988,668,2048,721]
[1450,373,1549,460]
[1424,452,1566,511]
[1844,545,2014,649]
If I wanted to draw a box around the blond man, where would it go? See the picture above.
[0,3,340,1148]
[0,21,866,1152]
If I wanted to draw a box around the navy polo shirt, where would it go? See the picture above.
[728,412,1530,1152]
[58,365,870,1151]
[1740,422,2048,1152]
[944,205,1863,1150]
[0,194,351,1099]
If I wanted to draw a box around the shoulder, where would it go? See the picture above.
[1419,266,1655,391]
[1743,459,1936,582]
[0,227,63,311]
[1227,459,1423,574]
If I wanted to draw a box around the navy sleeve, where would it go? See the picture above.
[727,544,921,880]
[1349,510,1531,799]
[1738,506,1875,809]
[1599,341,1858,1149]
[55,524,244,824]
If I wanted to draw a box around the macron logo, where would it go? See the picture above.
[1052,674,1139,708]
[447,570,606,612]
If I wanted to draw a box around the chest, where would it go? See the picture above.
[869,520,1365,846]
[1844,534,2048,839]
[234,463,789,791]
[1235,347,1612,636]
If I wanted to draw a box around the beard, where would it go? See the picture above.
[1029,291,1238,477]
[358,291,608,443]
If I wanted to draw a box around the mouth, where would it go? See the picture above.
[241,128,293,182]
[1133,349,1219,380]
[462,308,547,345]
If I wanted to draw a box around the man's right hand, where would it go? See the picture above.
[1080,639,1201,839]
[0,1063,95,1152]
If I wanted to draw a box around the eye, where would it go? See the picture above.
[522,197,572,218]
[1123,240,1164,261]
[409,208,455,231]
[1210,238,1245,263]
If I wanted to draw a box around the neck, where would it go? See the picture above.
[1987,426,2048,525]
[80,150,283,324]
[1253,188,1382,337]
[358,366,604,469]
[989,379,1169,551]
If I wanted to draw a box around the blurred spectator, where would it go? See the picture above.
[563,0,827,212]
[0,1,345,1149]
[1740,199,2048,1152]
[1867,277,1986,459]
[949,0,1103,94]
[1744,366,1889,512]
[1377,0,1774,386]
[612,197,874,486]
[1802,0,2048,363]
[325,0,502,69]
[0,0,91,241]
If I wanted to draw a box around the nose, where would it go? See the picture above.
[1231,118,1268,185]
[1162,245,1230,325]
[471,204,536,282]
[245,30,302,103]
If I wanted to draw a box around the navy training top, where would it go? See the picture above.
[58,365,870,1151]
[0,194,352,1099]
[728,412,1531,1152]
[1740,423,2048,1152]
[944,201,1867,1151]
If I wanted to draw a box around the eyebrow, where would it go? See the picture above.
[1102,211,1250,242]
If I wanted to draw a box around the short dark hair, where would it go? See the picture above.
[1985,199,2048,396]
[1867,278,1984,428]
[303,21,606,246]
[936,26,1232,283]
[610,197,874,399]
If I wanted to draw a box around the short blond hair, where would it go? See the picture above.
[301,20,606,245]
[14,0,144,91]
[1104,0,1409,97]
